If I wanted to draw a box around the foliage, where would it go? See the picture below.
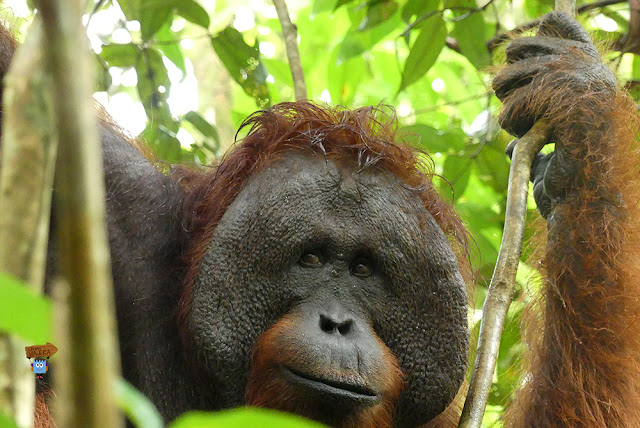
[1,0,637,426]
[0,273,51,343]
[170,408,326,428]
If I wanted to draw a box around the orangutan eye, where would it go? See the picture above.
[351,259,374,278]
[300,253,323,267]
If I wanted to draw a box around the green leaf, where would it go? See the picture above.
[183,111,220,146]
[399,15,446,92]
[116,378,164,428]
[143,124,183,163]
[170,408,327,428]
[403,124,466,154]
[338,11,402,61]
[141,6,173,40]
[312,0,338,15]
[0,273,51,343]
[451,13,491,69]
[100,43,140,68]
[358,1,399,31]
[334,0,357,10]
[94,54,112,91]
[119,0,175,40]
[327,49,366,105]
[261,58,294,87]
[475,143,509,194]
[135,47,170,112]
[0,411,19,428]
[156,23,187,75]
[210,27,270,108]
[439,155,472,201]
[401,0,440,23]
[175,0,210,29]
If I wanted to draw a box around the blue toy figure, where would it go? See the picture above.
[31,358,48,374]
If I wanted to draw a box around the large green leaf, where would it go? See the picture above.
[143,124,184,163]
[119,0,209,38]
[119,0,175,40]
[135,47,170,113]
[327,49,366,105]
[399,15,446,92]
[100,43,140,68]
[402,124,466,154]
[451,13,491,69]
[0,411,19,428]
[183,111,220,149]
[175,0,210,29]
[156,23,187,75]
[358,1,399,31]
[338,9,402,61]
[401,0,441,23]
[210,27,270,108]
[170,408,326,428]
[116,378,164,428]
[439,155,472,201]
[0,273,51,343]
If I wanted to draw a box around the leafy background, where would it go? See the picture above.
[1,0,638,425]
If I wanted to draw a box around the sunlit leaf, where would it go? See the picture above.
[403,124,466,154]
[338,10,401,61]
[170,408,326,428]
[399,15,446,92]
[135,47,170,115]
[327,49,366,105]
[175,0,210,29]
[118,0,175,40]
[358,1,399,31]
[156,23,186,75]
[334,0,357,10]
[451,13,491,69]
[183,111,220,147]
[440,155,472,201]
[0,411,19,428]
[401,0,440,23]
[0,273,51,343]
[210,27,270,108]
[100,43,140,68]
[116,378,164,428]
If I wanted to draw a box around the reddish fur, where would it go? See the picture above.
[501,87,640,426]
[246,313,403,428]
[34,392,55,428]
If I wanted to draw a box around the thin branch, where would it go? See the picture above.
[460,2,579,426]
[458,120,549,428]
[0,23,55,428]
[413,91,492,114]
[402,1,495,37]
[272,0,307,101]
[33,0,122,426]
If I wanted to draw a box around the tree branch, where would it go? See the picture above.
[0,23,55,428]
[32,0,122,426]
[272,0,307,101]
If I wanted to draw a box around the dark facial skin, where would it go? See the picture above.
[187,151,468,426]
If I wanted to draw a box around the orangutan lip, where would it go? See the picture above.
[284,367,379,402]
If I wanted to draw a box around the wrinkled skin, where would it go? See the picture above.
[494,11,617,218]
[188,153,468,426]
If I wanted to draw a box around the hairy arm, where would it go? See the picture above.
[494,12,640,427]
